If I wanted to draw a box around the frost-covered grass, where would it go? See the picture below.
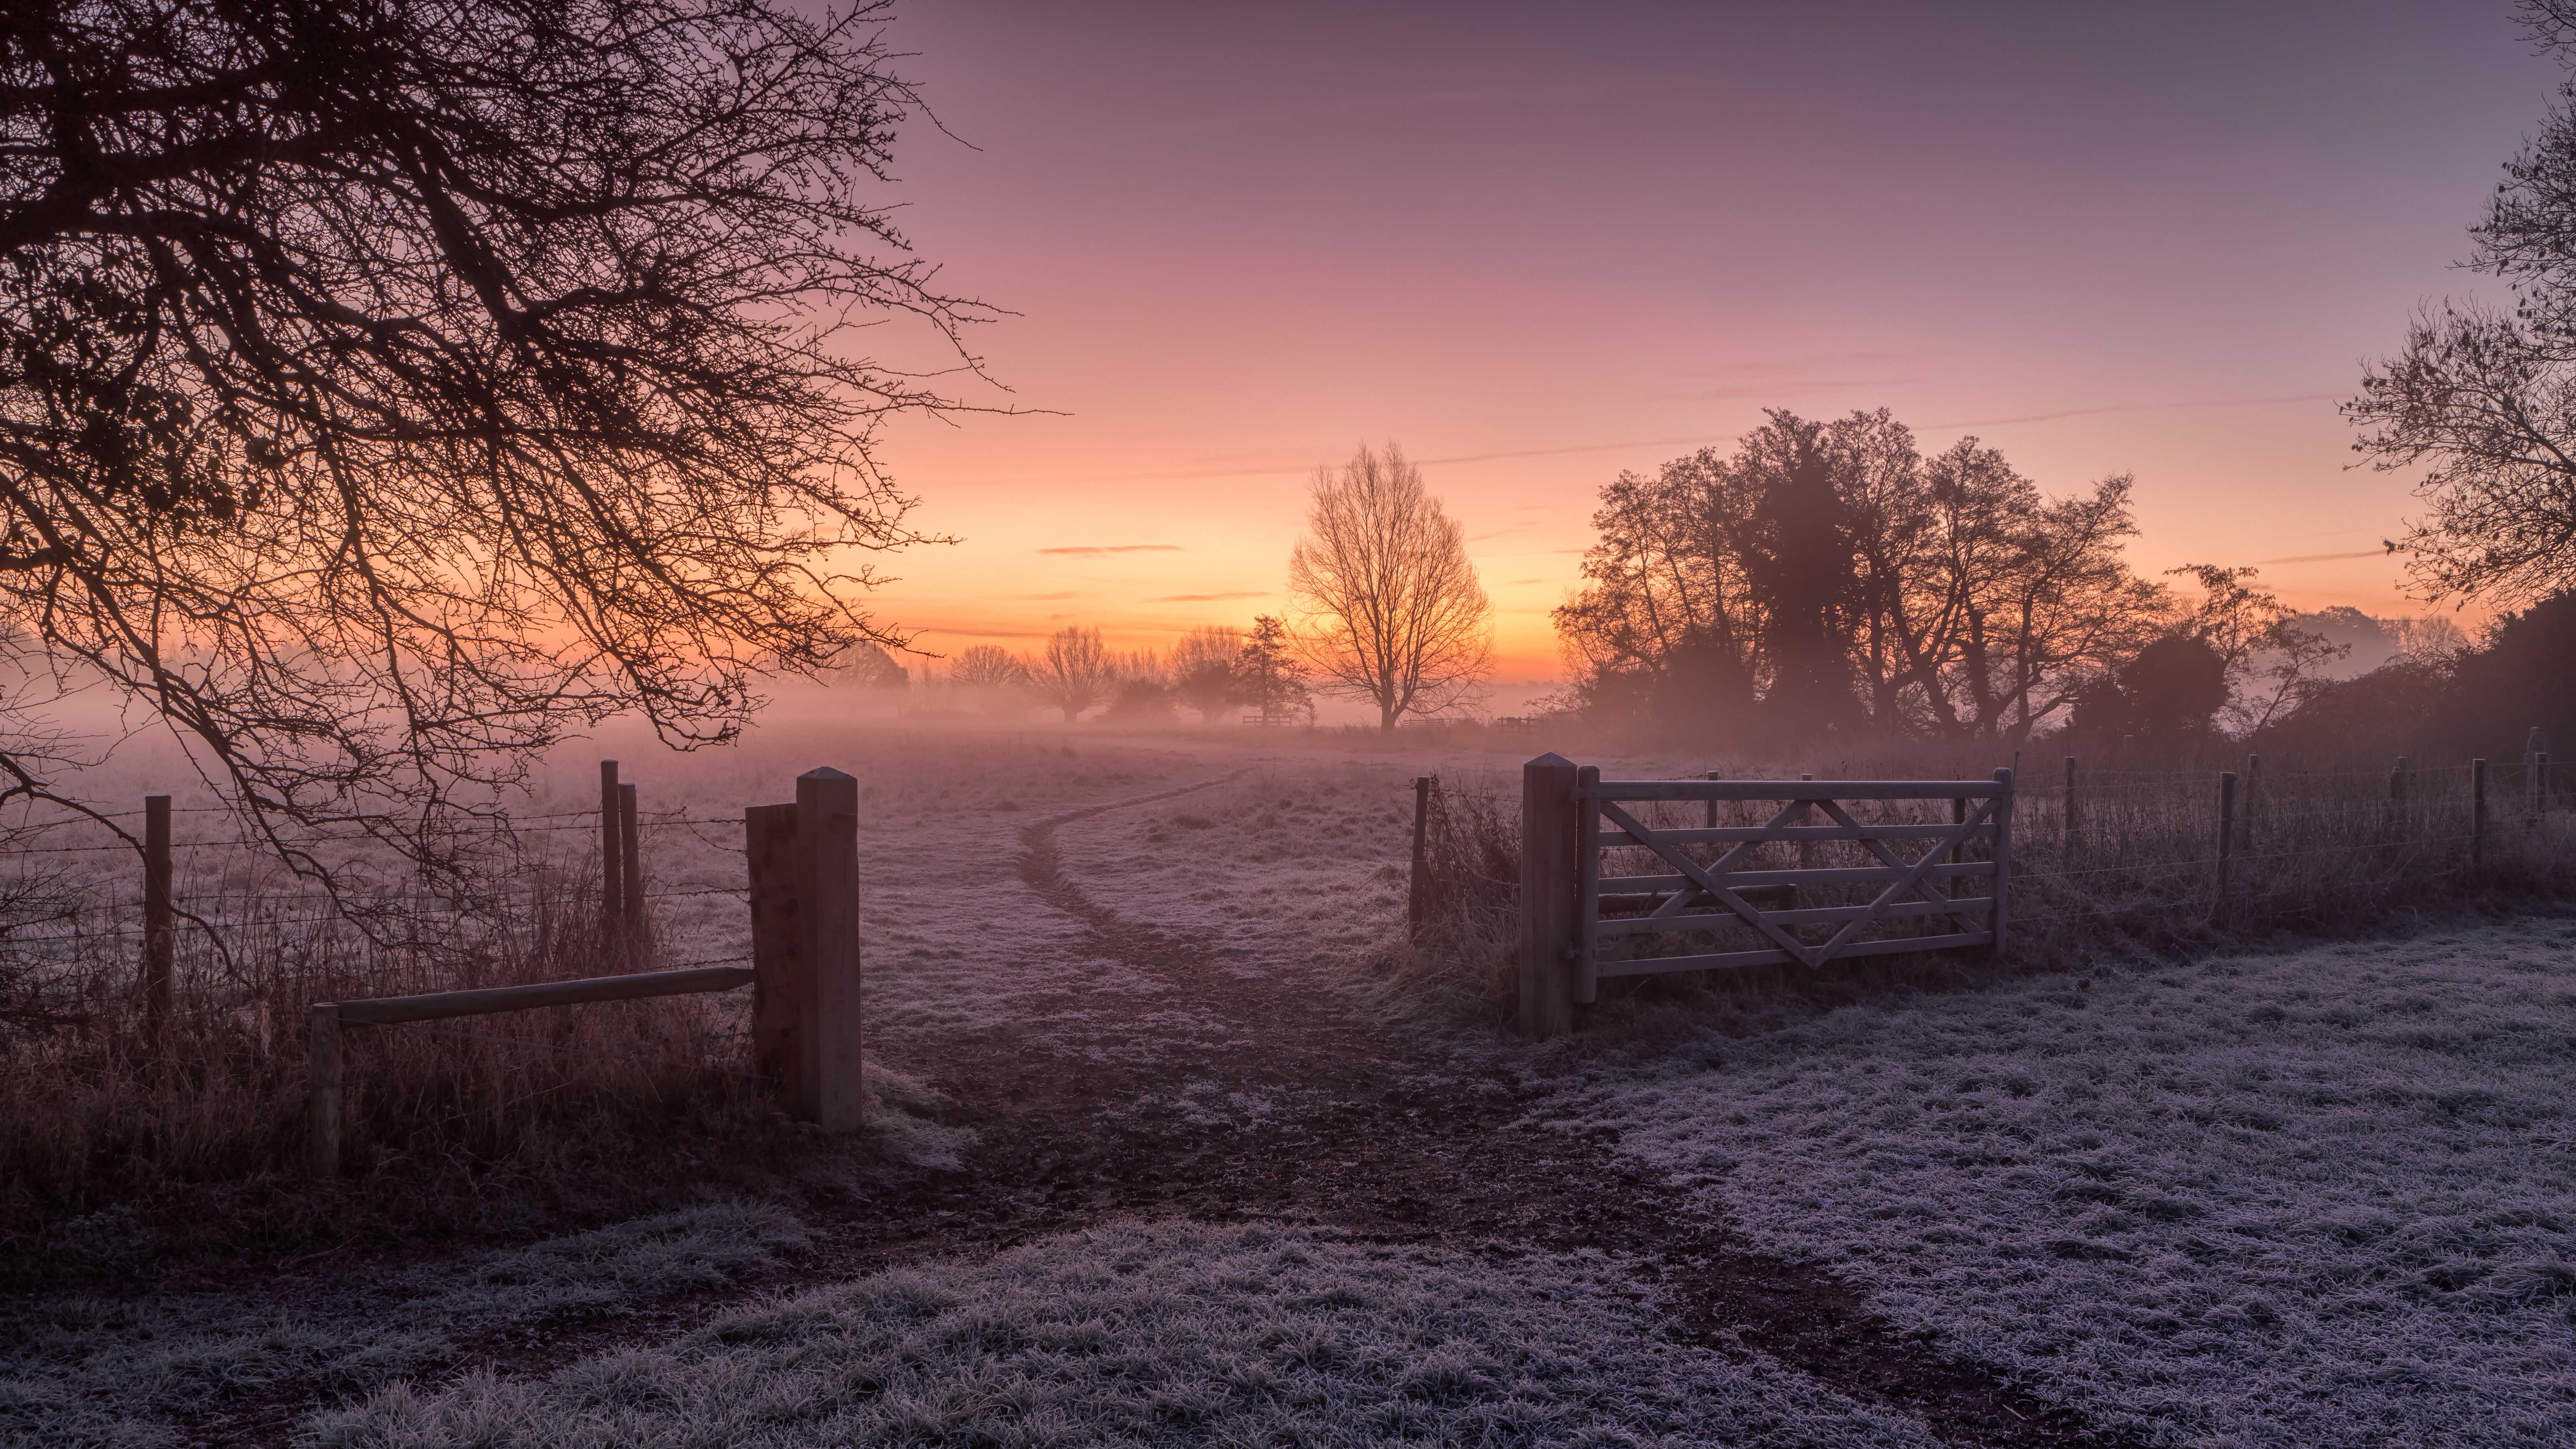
[308,1220,1940,1449]
[0,1203,807,1449]
[1547,918,2576,1447]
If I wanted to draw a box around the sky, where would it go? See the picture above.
[844,0,2566,689]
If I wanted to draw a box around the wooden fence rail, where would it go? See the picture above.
[302,762,864,1179]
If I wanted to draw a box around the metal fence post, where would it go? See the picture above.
[1517,754,1579,1040]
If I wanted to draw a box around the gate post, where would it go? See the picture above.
[795,768,864,1130]
[1573,765,1602,1006]
[1989,768,2014,957]
[1518,753,1581,1039]
[744,802,802,1098]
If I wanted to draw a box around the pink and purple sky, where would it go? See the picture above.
[852,1,2560,685]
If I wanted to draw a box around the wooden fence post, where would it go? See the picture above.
[2062,756,2079,850]
[795,768,864,1129]
[2217,770,2237,914]
[2540,751,2554,828]
[618,780,644,954]
[143,793,171,1048]
[2472,758,2488,869]
[307,1003,342,1179]
[1705,770,1721,830]
[599,760,622,943]
[1989,768,2014,956]
[1407,776,1431,943]
[744,802,801,1096]
[1574,765,1601,1007]
[1517,753,1579,1040]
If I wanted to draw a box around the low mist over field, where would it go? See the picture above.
[6,4,2576,1447]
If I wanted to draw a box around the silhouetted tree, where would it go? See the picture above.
[2168,565,2344,733]
[1169,626,1244,723]
[948,645,1032,690]
[2346,2,2576,604]
[1557,410,2164,742]
[1032,627,1114,723]
[1288,445,1492,730]
[0,0,981,871]
[1235,616,1311,725]
[835,643,910,690]
[2116,634,2232,738]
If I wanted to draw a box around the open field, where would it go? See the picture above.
[4,724,2574,1447]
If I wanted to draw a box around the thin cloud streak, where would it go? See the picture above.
[1147,591,1267,602]
[1917,394,2344,432]
[1036,544,1184,555]
[2253,548,2393,565]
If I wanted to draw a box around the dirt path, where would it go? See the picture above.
[205,772,2142,1447]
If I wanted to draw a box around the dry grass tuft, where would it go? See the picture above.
[0,860,950,1287]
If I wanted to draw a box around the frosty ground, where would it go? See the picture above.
[5,724,2572,1447]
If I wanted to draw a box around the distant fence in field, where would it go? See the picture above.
[1404,742,2569,1039]
[0,760,872,1176]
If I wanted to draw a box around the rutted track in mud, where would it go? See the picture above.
[1003,780,2142,1449]
[201,774,2141,1447]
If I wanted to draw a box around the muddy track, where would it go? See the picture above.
[999,777,2142,1449]
[202,774,2143,1447]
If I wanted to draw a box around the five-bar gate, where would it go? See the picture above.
[1518,753,2014,1037]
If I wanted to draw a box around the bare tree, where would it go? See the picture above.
[835,643,910,690]
[1556,412,2168,742]
[2345,2,2576,604]
[0,0,986,884]
[1287,446,1492,730]
[1169,626,1244,722]
[1031,627,1114,723]
[948,646,1032,689]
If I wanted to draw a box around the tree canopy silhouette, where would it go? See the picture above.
[0,0,982,863]
[2346,0,2576,604]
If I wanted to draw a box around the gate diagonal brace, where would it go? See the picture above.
[1594,800,1824,968]
[1642,798,1804,922]
[1810,795,1999,961]
[1809,795,1990,931]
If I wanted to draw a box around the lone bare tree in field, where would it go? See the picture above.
[1031,627,1115,722]
[0,0,984,879]
[1288,446,1492,730]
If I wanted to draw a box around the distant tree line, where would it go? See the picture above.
[1555,409,2340,747]
[878,617,1314,726]
[1556,405,2575,758]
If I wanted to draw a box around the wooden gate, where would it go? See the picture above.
[1517,754,2014,1038]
